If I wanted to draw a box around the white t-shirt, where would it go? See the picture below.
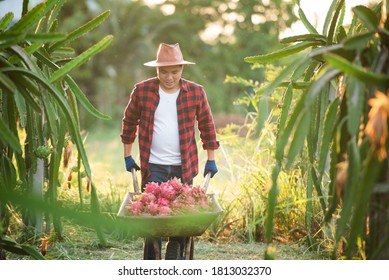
[149,88,181,165]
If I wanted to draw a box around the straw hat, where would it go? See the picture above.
[144,43,195,67]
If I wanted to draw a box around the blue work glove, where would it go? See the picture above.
[204,160,218,178]
[124,156,140,172]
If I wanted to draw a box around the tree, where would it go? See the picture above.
[52,0,297,126]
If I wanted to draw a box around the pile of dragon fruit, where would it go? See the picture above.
[127,178,212,216]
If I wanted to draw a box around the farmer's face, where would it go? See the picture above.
[157,65,183,93]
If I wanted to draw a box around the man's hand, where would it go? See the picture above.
[125,156,140,172]
[204,160,218,178]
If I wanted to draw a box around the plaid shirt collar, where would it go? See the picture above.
[147,77,190,93]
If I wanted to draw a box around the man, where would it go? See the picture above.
[120,43,219,259]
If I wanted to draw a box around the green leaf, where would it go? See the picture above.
[324,53,389,86]
[47,109,67,235]
[307,44,344,59]
[346,76,364,136]
[0,72,17,93]
[323,0,338,35]
[336,25,347,43]
[66,77,111,120]
[279,81,310,89]
[339,139,361,231]
[305,168,314,247]
[0,118,22,153]
[325,137,339,224]
[47,0,66,29]
[14,90,27,128]
[0,240,27,256]
[345,143,381,258]
[327,0,345,45]
[346,155,385,259]
[316,82,330,154]
[40,0,62,22]
[286,110,311,170]
[291,60,312,81]
[51,47,76,57]
[0,33,25,48]
[1,148,17,189]
[33,50,111,120]
[49,10,111,52]
[347,13,360,37]
[318,97,340,176]
[343,31,375,50]
[265,163,280,243]
[276,68,339,163]
[276,92,306,162]
[310,166,327,212]
[6,3,45,33]
[0,32,24,40]
[12,75,42,112]
[48,18,58,33]
[297,7,318,34]
[306,67,340,105]
[41,93,59,138]
[352,5,379,30]
[9,45,38,71]
[66,82,80,127]
[49,35,113,83]
[20,245,45,260]
[24,42,44,54]
[244,42,317,64]
[0,12,14,31]
[303,60,320,81]
[25,32,66,42]
[257,56,307,97]
[276,85,293,136]
[307,91,319,163]
[280,34,326,44]
[0,237,44,259]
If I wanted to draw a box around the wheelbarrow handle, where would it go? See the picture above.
[203,172,211,192]
[131,168,211,193]
[131,168,140,193]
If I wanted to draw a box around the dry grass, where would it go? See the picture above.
[6,220,326,260]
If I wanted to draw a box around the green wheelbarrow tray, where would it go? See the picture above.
[116,170,223,237]
[117,193,222,237]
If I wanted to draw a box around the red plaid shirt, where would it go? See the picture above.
[121,77,219,185]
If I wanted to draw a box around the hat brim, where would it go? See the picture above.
[144,60,195,67]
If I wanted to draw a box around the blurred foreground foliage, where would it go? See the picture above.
[0,0,112,258]
[240,0,389,259]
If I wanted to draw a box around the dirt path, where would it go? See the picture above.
[42,222,328,260]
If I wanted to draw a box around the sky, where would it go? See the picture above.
[0,0,381,34]
[281,0,380,37]
[0,0,43,18]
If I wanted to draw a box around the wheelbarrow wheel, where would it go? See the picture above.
[165,240,180,260]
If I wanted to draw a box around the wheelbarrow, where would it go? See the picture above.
[117,169,223,260]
